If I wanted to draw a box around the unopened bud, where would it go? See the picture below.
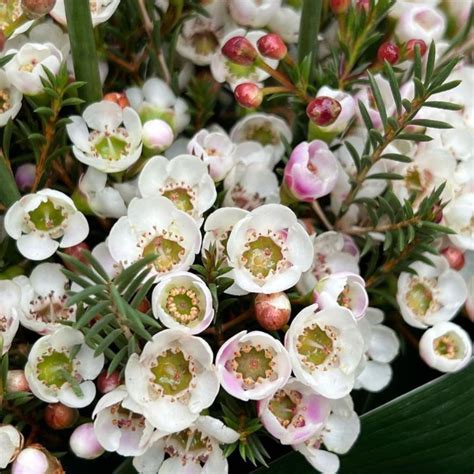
[137,297,151,314]
[15,164,36,192]
[21,0,56,19]
[306,96,342,127]
[330,0,350,14]
[103,92,130,109]
[142,119,174,152]
[356,0,370,11]
[256,33,287,60]
[97,370,121,394]
[45,403,79,430]
[69,423,104,460]
[6,370,30,393]
[255,292,291,331]
[12,444,63,474]
[222,36,258,66]
[0,31,5,52]
[406,39,427,58]
[377,42,400,64]
[63,242,90,270]
[234,83,263,109]
[442,247,465,271]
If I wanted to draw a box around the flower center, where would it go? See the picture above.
[297,324,335,367]
[268,389,300,427]
[227,61,257,79]
[36,350,73,388]
[28,199,67,232]
[110,404,146,431]
[0,315,9,332]
[143,234,185,273]
[151,349,193,396]
[172,428,210,452]
[242,235,285,279]
[29,294,74,324]
[192,31,219,55]
[164,286,202,325]
[337,284,352,308]
[230,185,263,211]
[93,133,129,161]
[161,186,195,214]
[433,332,464,360]
[406,281,433,316]
[0,1,22,29]
[245,125,277,146]
[0,88,12,113]
[230,344,275,387]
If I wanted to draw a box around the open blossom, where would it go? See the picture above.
[67,100,143,173]
[50,0,121,26]
[227,204,313,293]
[286,305,365,399]
[228,0,281,28]
[133,416,240,474]
[268,5,301,43]
[138,154,217,223]
[419,322,472,373]
[397,254,468,329]
[443,193,474,251]
[107,196,201,279]
[151,272,214,334]
[0,70,22,127]
[395,4,446,44]
[92,385,154,456]
[14,263,75,335]
[125,329,220,432]
[4,189,89,261]
[0,425,23,469]
[258,377,330,445]
[25,326,104,408]
[216,330,292,401]
[0,280,21,355]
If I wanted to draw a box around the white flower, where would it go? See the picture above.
[227,204,313,293]
[0,70,22,127]
[258,377,330,445]
[138,154,216,223]
[355,308,400,392]
[126,77,190,134]
[443,193,474,251]
[5,42,62,96]
[286,305,365,399]
[268,5,301,43]
[124,329,220,432]
[228,0,281,28]
[232,140,275,169]
[187,129,236,182]
[133,415,239,474]
[151,272,214,334]
[92,386,155,456]
[0,425,23,469]
[14,263,75,335]
[67,100,143,173]
[0,280,21,355]
[50,0,121,26]
[419,322,472,373]
[230,112,292,165]
[315,86,356,135]
[91,241,122,279]
[395,4,446,44]
[25,326,104,408]
[4,189,89,261]
[216,330,291,401]
[397,254,468,329]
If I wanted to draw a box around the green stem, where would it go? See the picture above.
[64,0,102,104]
[297,0,322,82]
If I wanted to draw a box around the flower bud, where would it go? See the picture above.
[256,33,287,60]
[255,292,291,331]
[103,92,130,109]
[306,96,342,127]
[441,247,465,271]
[63,242,90,270]
[6,370,30,393]
[142,119,174,152]
[356,0,370,11]
[234,83,263,109]
[222,36,258,66]
[69,423,104,460]
[330,0,350,14]
[21,0,56,19]
[406,39,427,58]
[15,164,36,192]
[377,42,400,64]
[137,296,151,314]
[96,370,121,394]
[44,403,79,430]
[12,445,63,474]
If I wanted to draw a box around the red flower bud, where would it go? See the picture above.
[377,42,400,64]
[234,83,263,109]
[255,292,291,331]
[63,242,90,270]
[406,39,427,58]
[44,403,79,430]
[330,0,350,14]
[442,247,465,271]
[21,0,56,18]
[306,96,342,127]
[6,370,30,393]
[137,297,151,314]
[256,33,287,60]
[97,370,121,394]
[103,92,130,109]
[222,36,258,66]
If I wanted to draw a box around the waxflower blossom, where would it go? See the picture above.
[419,322,472,373]
[151,272,214,334]
[258,377,330,445]
[66,100,143,173]
[4,188,89,261]
[0,425,23,469]
[395,4,445,44]
[284,140,339,202]
[14,262,75,335]
[124,329,220,432]
[24,326,104,408]
[443,193,474,251]
[228,0,281,28]
[0,70,22,127]
[92,385,154,456]
[50,0,121,26]
[107,196,201,279]
[138,154,217,223]
[286,305,365,399]
[216,330,292,401]
[133,416,240,473]
[397,254,468,329]
[0,280,22,355]
[226,204,313,293]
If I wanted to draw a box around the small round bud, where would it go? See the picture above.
[306,96,342,127]
[97,370,121,394]
[255,292,291,331]
[142,119,174,152]
[256,33,287,60]
[69,423,104,460]
[44,403,79,430]
[63,242,90,270]
[6,370,30,393]
[377,42,400,64]
[222,36,258,66]
[330,0,350,14]
[442,247,465,271]
[12,445,63,474]
[15,164,36,192]
[234,83,263,109]
[137,297,151,314]
[356,0,370,11]
[21,0,56,19]
[103,92,130,109]
[406,39,427,58]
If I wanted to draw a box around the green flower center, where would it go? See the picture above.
[0,0,21,29]
[406,167,423,192]
[172,428,210,452]
[242,236,284,279]
[269,390,298,427]
[28,199,66,232]
[164,285,203,325]
[434,332,463,359]
[245,125,278,146]
[337,284,352,308]
[0,88,12,113]
[143,235,185,273]
[227,61,256,79]
[233,344,274,384]
[94,134,129,161]
[36,350,73,388]
[406,281,433,316]
[151,349,192,396]
[192,31,219,55]
[297,325,334,367]
[162,187,194,214]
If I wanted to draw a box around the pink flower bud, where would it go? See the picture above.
[12,445,63,474]
[142,119,174,151]
[15,164,36,192]
[255,292,291,331]
[330,0,350,14]
[44,403,79,430]
[306,96,342,127]
[441,247,465,271]
[63,242,90,270]
[256,33,287,60]
[21,0,56,18]
[406,39,427,58]
[96,370,121,394]
[222,36,258,66]
[6,370,30,393]
[356,0,370,11]
[69,423,104,460]
[103,92,130,109]
[377,42,400,64]
[234,83,263,109]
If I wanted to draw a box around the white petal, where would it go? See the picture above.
[60,212,89,248]
[17,232,59,260]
